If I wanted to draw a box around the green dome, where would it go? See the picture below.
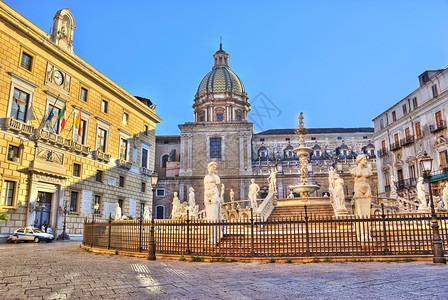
[196,67,245,98]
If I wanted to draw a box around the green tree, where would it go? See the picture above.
[0,210,9,221]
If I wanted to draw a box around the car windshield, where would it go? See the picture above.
[32,228,43,233]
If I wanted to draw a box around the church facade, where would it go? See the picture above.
[154,46,377,219]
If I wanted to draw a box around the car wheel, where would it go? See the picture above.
[34,237,40,243]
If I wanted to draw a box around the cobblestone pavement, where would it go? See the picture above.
[1,242,447,300]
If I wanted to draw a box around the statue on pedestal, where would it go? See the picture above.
[248,179,260,211]
[143,205,150,220]
[267,168,278,193]
[188,187,198,218]
[204,162,223,220]
[230,189,235,202]
[114,203,122,221]
[171,192,179,219]
[328,166,336,203]
[442,183,448,210]
[334,174,347,212]
[351,155,372,241]
[417,177,429,211]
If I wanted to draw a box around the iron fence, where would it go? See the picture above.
[83,208,448,258]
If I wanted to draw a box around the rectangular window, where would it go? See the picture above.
[20,52,33,71]
[73,163,81,177]
[7,145,20,162]
[409,165,416,179]
[141,182,146,193]
[96,170,103,182]
[210,137,222,159]
[46,105,61,134]
[123,113,129,125]
[405,127,411,139]
[415,122,422,139]
[94,195,101,214]
[119,176,125,187]
[286,138,291,141]
[216,114,223,121]
[144,125,149,136]
[394,133,399,145]
[440,151,448,169]
[156,189,165,197]
[402,104,407,115]
[380,119,384,129]
[363,136,368,139]
[118,199,123,210]
[1,180,16,206]
[141,148,148,168]
[311,137,316,141]
[101,100,108,113]
[80,87,88,102]
[119,138,128,160]
[74,119,87,144]
[337,137,342,140]
[96,128,107,152]
[392,111,396,122]
[435,111,443,127]
[70,191,79,212]
[381,140,386,151]
[432,85,438,97]
[11,88,29,123]
[260,138,265,142]
[140,202,145,217]
[412,97,418,109]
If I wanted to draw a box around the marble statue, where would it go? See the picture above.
[334,174,346,211]
[114,203,122,221]
[267,168,278,193]
[390,175,397,196]
[299,155,308,182]
[188,187,198,218]
[351,155,372,241]
[417,177,428,211]
[298,112,304,130]
[442,183,448,210]
[230,189,235,202]
[221,184,225,199]
[351,155,373,217]
[204,162,223,220]
[328,166,336,190]
[143,205,150,220]
[248,179,260,210]
[171,192,179,219]
[287,190,294,199]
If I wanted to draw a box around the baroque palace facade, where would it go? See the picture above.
[373,67,448,201]
[0,4,161,239]
[154,45,377,219]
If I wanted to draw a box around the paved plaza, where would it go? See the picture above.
[0,242,447,299]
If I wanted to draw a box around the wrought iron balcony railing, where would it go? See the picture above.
[429,120,446,133]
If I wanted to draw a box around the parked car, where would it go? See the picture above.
[11,227,54,243]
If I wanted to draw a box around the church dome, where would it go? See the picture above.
[196,67,245,98]
[193,44,250,123]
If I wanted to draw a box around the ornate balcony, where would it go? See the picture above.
[430,120,446,133]
[400,136,414,147]
[38,129,91,156]
[377,148,389,157]
[117,159,132,170]
[93,150,111,163]
[5,117,33,135]
[141,167,153,176]
[390,142,401,151]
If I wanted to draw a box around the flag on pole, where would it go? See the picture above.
[46,107,54,128]
[58,104,67,132]
[74,111,82,136]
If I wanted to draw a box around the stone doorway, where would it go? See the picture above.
[34,191,53,228]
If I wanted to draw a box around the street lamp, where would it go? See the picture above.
[57,200,70,240]
[147,171,158,260]
[419,151,446,264]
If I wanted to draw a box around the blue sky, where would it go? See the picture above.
[6,0,448,135]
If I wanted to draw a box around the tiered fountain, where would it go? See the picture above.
[288,112,320,197]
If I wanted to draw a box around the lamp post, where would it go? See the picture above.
[147,171,158,260]
[57,200,70,240]
[420,151,446,264]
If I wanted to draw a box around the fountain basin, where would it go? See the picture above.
[289,184,320,197]
[293,147,313,156]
